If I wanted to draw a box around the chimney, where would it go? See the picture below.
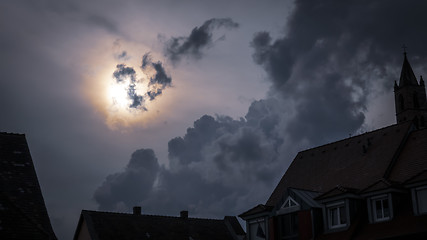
[133,206,141,215]
[180,210,188,219]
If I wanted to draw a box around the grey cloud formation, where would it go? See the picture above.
[164,18,239,64]
[94,149,159,211]
[94,0,427,221]
[141,53,172,101]
[95,107,284,216]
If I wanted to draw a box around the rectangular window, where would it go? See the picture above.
[327,203,346,229]
[372,196,390,222]
[416,187,427,214]
[280,213,298,239]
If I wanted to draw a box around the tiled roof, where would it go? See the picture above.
[315,186,359,200]
[75,210,245,240]
[238,204,273,219]
[0,132,57,239]
[389,127,427,183]
[266,122,414,207]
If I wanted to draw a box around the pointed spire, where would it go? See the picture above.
[399,51,419,87]
[421,75,425,86]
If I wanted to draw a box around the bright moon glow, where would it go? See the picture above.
[108,79,130,110]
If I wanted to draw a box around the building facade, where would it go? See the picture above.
[240,53,427,240]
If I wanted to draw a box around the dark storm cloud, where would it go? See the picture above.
[251,0,427,144]
[164,18,239,64]
[95,102,285,215]
[141,53,172,101]
[113,64,136,83]
[112,64,145,109]
[94,149,159,210]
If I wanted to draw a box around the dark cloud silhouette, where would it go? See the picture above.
[95,109,284,215]
[112,64,145,109]
[164,18,239,64]
[113,64,136,83]
[251,0,427,145]
[141,53,172,101]
[94,149,159,210]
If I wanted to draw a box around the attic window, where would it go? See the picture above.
[281,196,299,209]
[415,186,427,215]
[277,196,300,215]
[327,202,347,229]
[371,195,390,222]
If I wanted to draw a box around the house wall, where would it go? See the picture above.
[76,219,91,240]
[298,210,312,240]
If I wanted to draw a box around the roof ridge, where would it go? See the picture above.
[82,209,225,221]
[0,131,25,136]
[298,122,410,154]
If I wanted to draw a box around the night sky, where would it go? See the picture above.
[2,1,427,239]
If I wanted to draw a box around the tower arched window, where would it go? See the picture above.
[399,95,405,111]
[414,92,420,109]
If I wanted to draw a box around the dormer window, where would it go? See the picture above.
[372,195,390,222]
[277,196,300,215]
[327,202,347,229]
[283,196,298,208]
[414,186,427,215]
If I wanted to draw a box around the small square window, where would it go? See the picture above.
[327,203,346,229]
[416,187,427,214]
[372,196,390,222]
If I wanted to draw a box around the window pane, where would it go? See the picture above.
[330,208,338,226]
[383,199,390,218]
[417,189,427,214]
[375,200,383,219]
[339,206,347,224]
[250,221,265,240]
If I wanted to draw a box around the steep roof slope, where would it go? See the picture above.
[266,122,413,207]
[389,127,427,182]
[75,210,244,240]
[0,132,57,239]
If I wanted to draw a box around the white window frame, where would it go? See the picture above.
[371,194,391,222]
[326,201,347,229]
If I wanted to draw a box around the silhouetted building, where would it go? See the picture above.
[0,132,57,239]
[240,53,427,240]
[74,208,245,240]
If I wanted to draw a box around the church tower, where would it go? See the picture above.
[394,52,427,127]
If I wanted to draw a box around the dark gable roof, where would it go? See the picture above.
[0,132,57,239]
[75,210,244,240]
[389,127,427,183]
[238,204,273,219]
[266,122,414,207]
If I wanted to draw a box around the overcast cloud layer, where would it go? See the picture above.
[3,1,427,240]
